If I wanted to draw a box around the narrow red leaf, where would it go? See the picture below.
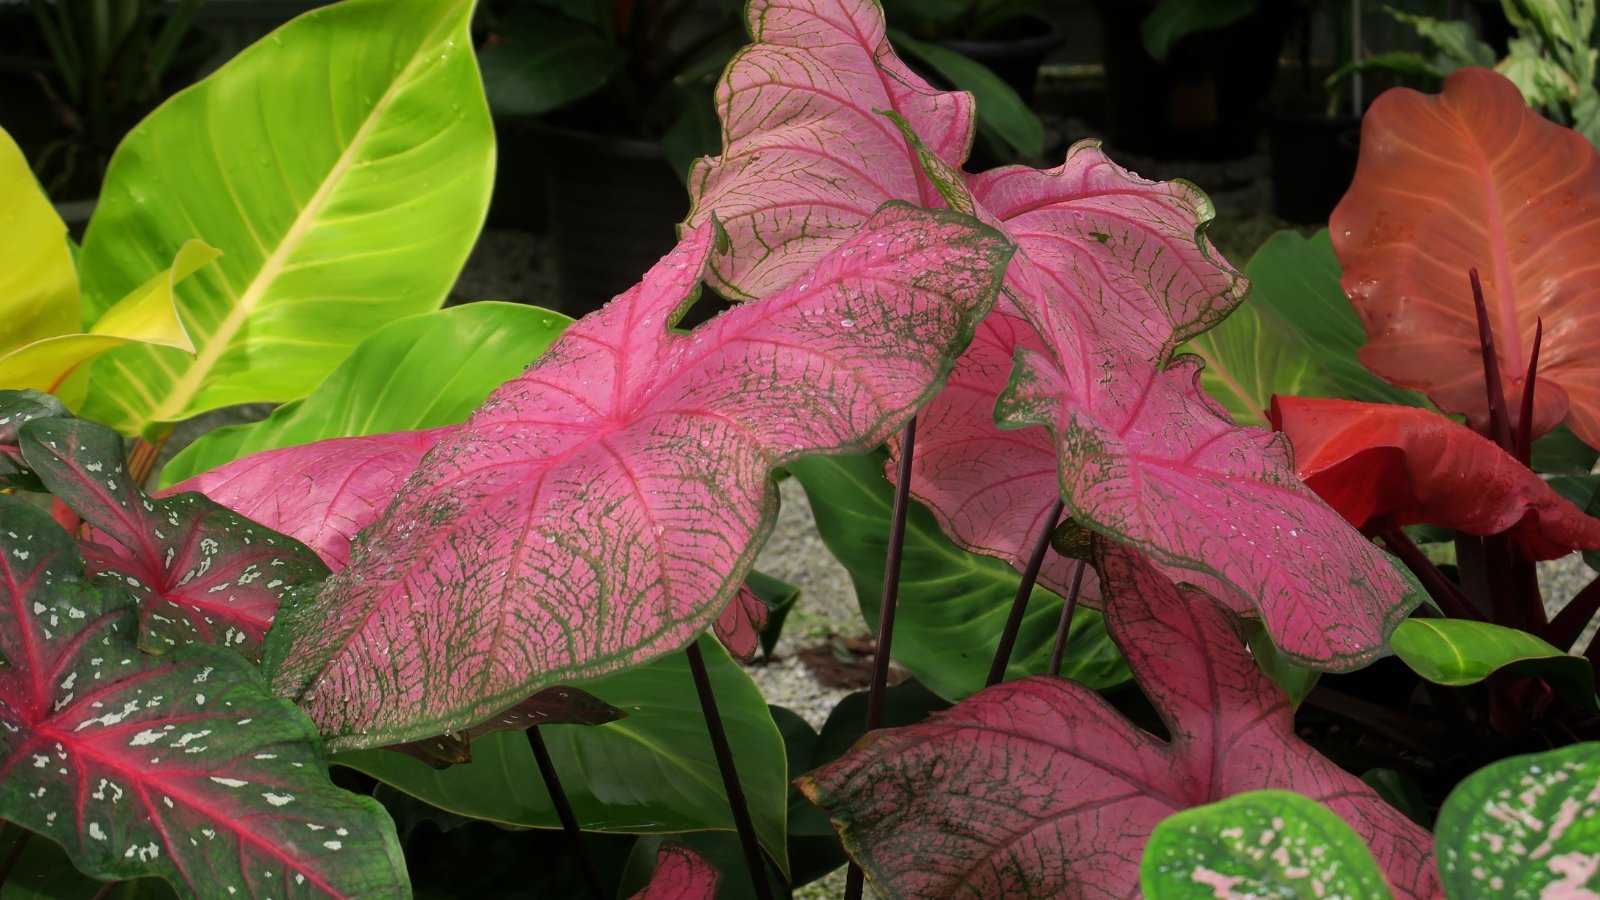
[166,428,451,570]
[269,204,1012,749]
[798,543,1439,898]
[630,843,721,899]
[0,497,406,897]
[1273,397,1600,560]
[1332,67,1600,447]
[714,585,770,663]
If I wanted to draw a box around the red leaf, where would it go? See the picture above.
[1331,67,1600,446]
[714,584,769,663]
[686,0,975,300]
[268,204,1013,749]
[19,418,327,659]
[166,428,450,570]
[1272,396,1600,560]
[0,497,406,896]
[798,543,1439,898]
[629,843,720,899]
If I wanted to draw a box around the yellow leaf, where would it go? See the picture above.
[0,240,218,394]
[0,126,78,355]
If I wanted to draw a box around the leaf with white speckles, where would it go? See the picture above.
[0,389,69,491]
[0,496,407,899]
[1436,742,1600,898]
[1141,790,1394,899]
[269,203,1012,750]
[798,542,1439,898]
[17,418,329,660]
[629,843,720,899]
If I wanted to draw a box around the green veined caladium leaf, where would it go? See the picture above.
[797,543,1439,898]
[338,636,790,870]
[629,843,721,900]
[267,203,1012,750]
[158,303,572,489]
[18,417,328,659]
[0,389,69,491]
[76,0,493,437]
[1389,618,1598,711]
[685,0,977,300]
[1140,790,1395,899]
[1435,742,1600,897]
[0,497,407,898]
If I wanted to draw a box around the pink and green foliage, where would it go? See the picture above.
[714,585,771,663]
[630,843,721,900]
[685,0,974,300]
[1332,67,1600,447]
[0,390,67,490]
[1140,791,1393,899]
[386,685,625,769]
[267,204,1013,749]
[798,543,1439,897]
[1434,742,1600,897]
[18,417,328,660]
[0,497,407,898]
[167,427,451,570]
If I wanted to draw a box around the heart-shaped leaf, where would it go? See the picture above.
[790,450,1125,701]
[1390,618,1598,710]
[270,203,1011,749]
[1435,742,1600,897]
[166,428,450,571]
[685,0,976,299]
[19,417,328,658]
[798,543,1439,898]
[998,346,1418,669]
[0,497,407,898]
[629,843,721,900]
[0,389,69,490]
[77,0,493,436]
[1331,67,1600,446]
[159,303,572,489]
[338,636,790,868]
[1140,790,1394,899]
[1273,396,1600,560]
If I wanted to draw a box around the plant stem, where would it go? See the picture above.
[847,419,919,900]
[1469,268,1515,453]
[1454,534,1497,620]
[125,434,167,489]
[1048,559,1089,677]
[1548,575,1600,651]
[0,828,30,888]
[526,727,606,900]
[685,641,773,900]
[90,881,117,900]
[987,498,1064,687]
[1379,525,1483,621]
[1516,319,1543,465]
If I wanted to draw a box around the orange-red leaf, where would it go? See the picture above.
[1272,396,1600,560]
[1331,67,1600,447]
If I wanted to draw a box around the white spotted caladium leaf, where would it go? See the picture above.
[268,203,1013,749]
[0,389,69,491]
[17,417,328,659]
[798,543,1439,898]
[167,427,452,570]
[0,497,407,898]
[685,0,975,299]
[630,843,721,900]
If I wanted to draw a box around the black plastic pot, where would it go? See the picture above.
[535,125,691,318]
[1090,0,1296,160]
[936,15,1066,105]
[1265,105,1361,224]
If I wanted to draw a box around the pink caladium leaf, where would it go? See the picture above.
[385,685,626,769]
[994,345,1417,669]
[268,203,1013,749]
[0,497,407,898]
[629,843,721,900]
[18,417,328,660]
[166,427,452,571]
[798,543,1440,898]
[685,0,975,299]
[713,584,770,663]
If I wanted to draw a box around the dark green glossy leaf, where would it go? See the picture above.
[478,8,622,117]
[1532,427,1599,475]
[1361,769,1433,830]
[889,30,1043,158]
[1185,293,1327,428]
[789,452,1127,702]
[1390,618,1598,710]
[1141,791,1392,899]
[336,636,790,873]
[1244,622,1320,708]
[745,569,801,662]
[0,826,176,899]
